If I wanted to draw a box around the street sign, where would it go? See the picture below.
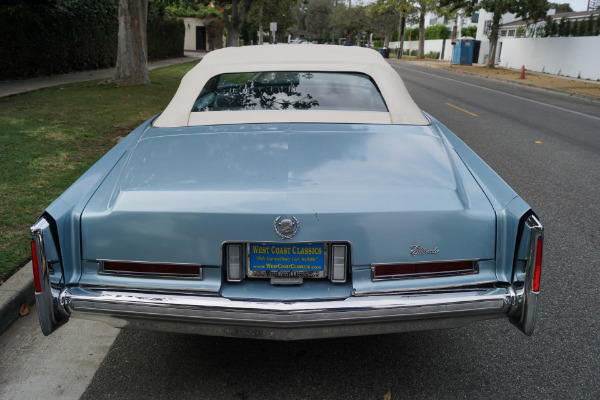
[270,22,277,32]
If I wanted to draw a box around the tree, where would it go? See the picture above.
[244,0,296,43]
[215,0,255,46]
[548,2,573,13]
[416,0,436,58]
[366,0,401,48]
[305,0,333,40]
[336,3,368,45]
[114,0,150,85]
[367,0,414,57]
[441,0,549,67]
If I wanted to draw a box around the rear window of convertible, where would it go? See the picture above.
[191,72,388,112]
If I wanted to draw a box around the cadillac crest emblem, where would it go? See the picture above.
[274,216,300,239]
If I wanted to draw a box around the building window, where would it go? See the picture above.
[508,30,515,37]
[472,13,479,24]
[500,30,507,37]
[484,20,492,37]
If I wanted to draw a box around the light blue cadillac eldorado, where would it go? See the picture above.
[30,45,543,340]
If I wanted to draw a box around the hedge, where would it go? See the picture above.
[0,0,184,80]
[148,17,185,60]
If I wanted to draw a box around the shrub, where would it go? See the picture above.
[0,0,186,80]
[425,24,450,40]
[558,17,567,37]
[404,27,420,41]
[205,16,224,50]
[461,26,477,38]
[425,51,440,59]
[373,40,384,48]
[585,15,594,36]
[165,5,222,19]
[148,17,185,59]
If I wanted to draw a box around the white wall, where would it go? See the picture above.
[498,36,600,80]
[183,18,207,51]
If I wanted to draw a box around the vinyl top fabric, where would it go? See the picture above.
[153,45,430,127]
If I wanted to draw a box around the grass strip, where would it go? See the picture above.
[0,61,198,282]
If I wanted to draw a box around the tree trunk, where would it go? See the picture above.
[383,34,390,48]
[258,3,263,45]
[114,0,149,86]
[223,0,254,47]
[487,8,502,69]
[398,15,406,59]
[418,9,425,59]
[227,26,241,47]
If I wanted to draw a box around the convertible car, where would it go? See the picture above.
[30,45,543,340]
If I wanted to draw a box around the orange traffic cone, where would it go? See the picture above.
[519,65,525,79]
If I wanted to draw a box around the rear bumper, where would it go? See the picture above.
[31,216,542,340]
[39,284,528,340]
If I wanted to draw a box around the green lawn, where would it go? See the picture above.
[0,61,198,282]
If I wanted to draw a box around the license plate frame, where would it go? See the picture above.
[247,242,328,279]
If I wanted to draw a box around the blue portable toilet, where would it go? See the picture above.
[452,37,474,65]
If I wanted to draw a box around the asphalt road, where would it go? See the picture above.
[5,63,600,399]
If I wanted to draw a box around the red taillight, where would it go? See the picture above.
[31,240,42,293]
[532,237,542,292]
[102,261,201,277]
[373,260,476,279]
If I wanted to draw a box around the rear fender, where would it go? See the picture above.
[31,217,69,335]
[508,214,543,335]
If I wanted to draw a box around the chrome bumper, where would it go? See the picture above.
[35,284,532,340]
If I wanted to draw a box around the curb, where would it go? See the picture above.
[390,59,600,102]
[0,262,35,335]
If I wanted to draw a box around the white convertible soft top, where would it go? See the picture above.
[153,45,429,127]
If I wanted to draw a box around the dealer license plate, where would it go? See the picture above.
[247,243,327,278]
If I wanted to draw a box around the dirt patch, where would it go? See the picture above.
[396,59,600,99]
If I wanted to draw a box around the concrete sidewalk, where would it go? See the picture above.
[0,51,204,98]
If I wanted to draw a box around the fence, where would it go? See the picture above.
[389,36,600,80]
[497,36,600,80]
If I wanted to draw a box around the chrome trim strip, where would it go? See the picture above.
[75,283,220,294]
[370,259,480,281]
[353,279,499,296]
[97,260,203,280]
[508,214,543,335]
[97,259,203,266]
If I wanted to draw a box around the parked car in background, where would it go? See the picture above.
[31,45,543,340]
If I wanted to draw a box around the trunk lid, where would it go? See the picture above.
[81,124,495,266]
